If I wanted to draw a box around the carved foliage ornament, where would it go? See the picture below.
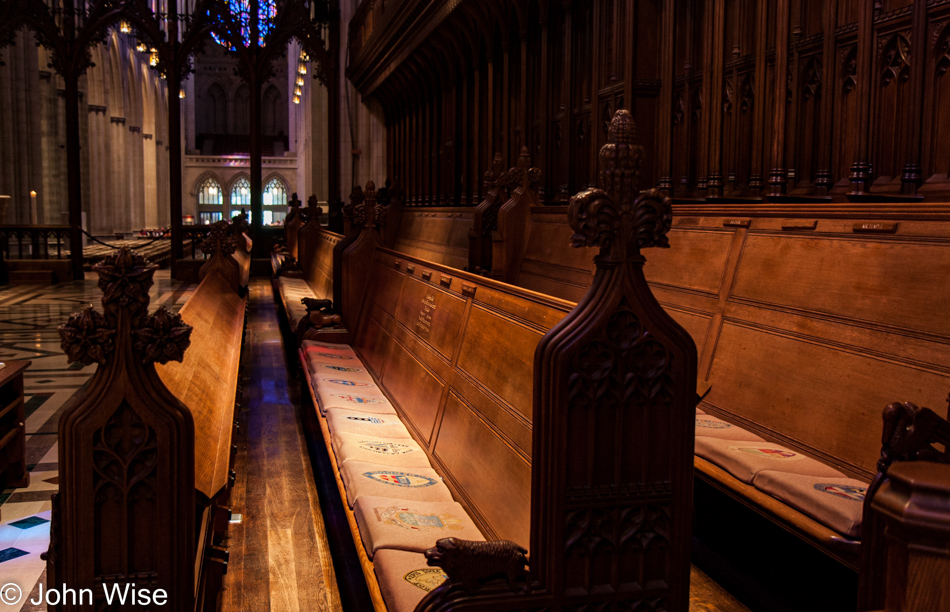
[199,220,238,257]
[60,307,115,366]
[344,184,365,226]
[132,307,192,365]
[60,248,192,367]
[94,248,156,320]
[569,110,672,262]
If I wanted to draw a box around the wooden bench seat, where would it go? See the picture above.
[297,112,699,611]
[49,241,247,611]
[273,199,344,342]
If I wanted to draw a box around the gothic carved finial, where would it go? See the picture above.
[483,153,504,191]
[424,538,530,594]
[307,194,322,215]
[59,306,116,366]
[231,211,249,236]
[344,185,365,226]
[93,248,157,320]
[362,180,377,229]
[569,110,672,261]
[132,306,193,365]
[199,220,238,257]
[289,192,302,208]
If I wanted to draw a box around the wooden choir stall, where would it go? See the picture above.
[286,110,950,611]
[296,111,697,611]
[46,219,250,611]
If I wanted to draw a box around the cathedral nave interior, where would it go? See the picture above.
[0,1,949,611]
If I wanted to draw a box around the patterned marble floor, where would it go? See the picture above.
[0,271,196,611]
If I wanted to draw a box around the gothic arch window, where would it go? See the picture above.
[197,177,224,225]
[262,85,285,135]
[234,84,250,134]
[230,177,251,218]
[198,177,223,206]
[263,177,288,225]
[201,83,228,134]
[263,177,287,207]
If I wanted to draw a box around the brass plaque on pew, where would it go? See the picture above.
[417,292,437,338]
[723,219,751,228]
[781,220,818,231]
[853,222,898,234]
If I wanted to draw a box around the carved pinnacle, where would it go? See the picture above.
[568,110,672,262]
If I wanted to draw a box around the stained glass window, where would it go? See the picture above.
[231,177,251,208]
[212,0,277,48]
[263,178,287,206]
[198,177,223,206]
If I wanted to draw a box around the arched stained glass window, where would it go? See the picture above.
[231,177,251,208]
[198,177,223,205]
[263,178,287,206]
[212,0,277,48]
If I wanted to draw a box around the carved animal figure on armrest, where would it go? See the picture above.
[424,538,529,593]
[276,256,301,276]
[302,297,333,314]
[301,298,339,328]
[878,401,950,472]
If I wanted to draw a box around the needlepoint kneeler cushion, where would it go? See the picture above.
[353,496,484,558]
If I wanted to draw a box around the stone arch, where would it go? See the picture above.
[191,171,225,197]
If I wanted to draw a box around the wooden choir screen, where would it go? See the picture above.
[348,0,950,205]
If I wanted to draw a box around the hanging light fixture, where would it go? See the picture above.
[294,86,302,97]
[136,42,147,53]
[298,63,307,75]
[293,95,300,105]
[179,88,185,99]
[119,20,131,34]
[149,51,159,67]
[296,75,304,87]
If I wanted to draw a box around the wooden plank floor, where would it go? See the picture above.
[222,277,751,612]
[221,278,342,612]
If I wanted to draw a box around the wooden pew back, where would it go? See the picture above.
[507,202,950,481]
[297,213,343,303]
[157,269,245,500]
[352,248,572,546]
[391,208,474,271]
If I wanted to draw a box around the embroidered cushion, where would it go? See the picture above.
[332,432,431,468]
[753,470,867,538]
[339,460,454,508]
[316,387,396,416]
[306,351,361,366]
[325,409,413,439]
[310,363,376,383]
[374,549,447,612]
[694,437,842,484]
[302,339,357,357]
[694,415,765,442]
[354,496,484,558]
